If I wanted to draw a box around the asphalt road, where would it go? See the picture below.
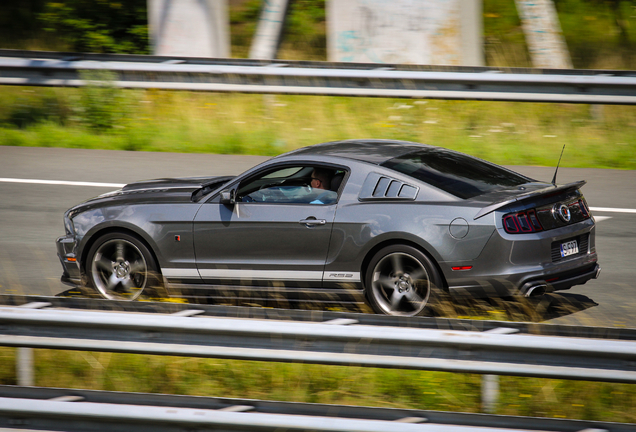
[1,146,634,328]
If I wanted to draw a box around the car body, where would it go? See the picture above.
[56,140,600,316]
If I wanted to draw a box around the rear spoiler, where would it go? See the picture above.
[473,180,586,220]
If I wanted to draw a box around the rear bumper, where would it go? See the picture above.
[445,218,599,298]
[544,262,600,292]
[56,234,81,287]
[448,260,600,299]
[519,262,600,296]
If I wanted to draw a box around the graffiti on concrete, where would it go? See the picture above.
[514,0,572,68]
[329,0,463,65]
[250,0,290,59]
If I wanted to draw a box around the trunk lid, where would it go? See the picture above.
[472,180,586,220]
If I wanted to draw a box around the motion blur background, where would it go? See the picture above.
[0,0,635,423]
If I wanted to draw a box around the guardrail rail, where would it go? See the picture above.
[1,49,635,104]
[0,298,635,383]
[1,296,635,431]
[0,385,633,432]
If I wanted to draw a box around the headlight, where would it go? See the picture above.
[64,214,75,236]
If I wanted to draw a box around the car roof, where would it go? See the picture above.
[285,139,436,165]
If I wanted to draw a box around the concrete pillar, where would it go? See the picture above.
[148,0,230,58]
[249,0,291,60]
[461,0,484,66]
[327,0,484,66]
[514,0,572,69]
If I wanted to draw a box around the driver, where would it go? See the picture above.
[310,168,337,204]
[310,168,333,191]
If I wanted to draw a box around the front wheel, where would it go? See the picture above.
[86,232,161,301]
[365,245,443,316]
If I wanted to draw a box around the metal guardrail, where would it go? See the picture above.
[3,294,636,340]
[1,301,635,384]
[1,49,635,104]
[0,385,633,432]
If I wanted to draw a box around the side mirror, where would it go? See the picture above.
[219,188,236,205]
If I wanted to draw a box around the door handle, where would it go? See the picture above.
[299,218,326,225]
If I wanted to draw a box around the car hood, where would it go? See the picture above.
[70,175,235,212]
[121,176,233,192]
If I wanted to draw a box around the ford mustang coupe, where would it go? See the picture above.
[56,140,600,316]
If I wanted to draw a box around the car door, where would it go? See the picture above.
[193,165,342,288]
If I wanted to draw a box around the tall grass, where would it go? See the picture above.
[1,87,635,169]
[0,347,634,423]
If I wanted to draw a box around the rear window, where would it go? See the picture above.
[381,149,531,199]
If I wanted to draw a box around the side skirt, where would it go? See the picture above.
[164,282,366,307]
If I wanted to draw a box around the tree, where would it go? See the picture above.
[39,0,149,54]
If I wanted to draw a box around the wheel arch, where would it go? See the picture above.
[360,238,449,293]
[79,226,163,278]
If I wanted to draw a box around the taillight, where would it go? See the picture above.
[503,209,543,234]
[579,199,590,218]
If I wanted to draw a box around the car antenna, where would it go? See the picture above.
[551,144,566,186]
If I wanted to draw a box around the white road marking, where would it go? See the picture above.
[594,216,612,222]
[0,178,125,188]
[590,207,636,214]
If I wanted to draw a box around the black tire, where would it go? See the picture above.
[85,232,163,301]
[365,245,443,316]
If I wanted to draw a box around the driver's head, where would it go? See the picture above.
[311,168,332,190]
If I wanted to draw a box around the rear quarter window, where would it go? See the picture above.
[381,149,532,199]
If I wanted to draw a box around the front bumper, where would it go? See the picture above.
[56,234,81,287]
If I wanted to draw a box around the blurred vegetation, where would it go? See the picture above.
[1,87,634,169]
[230,0,327,59]
[0,347,634,423]
[0,0,148,53]
[0,0,634,68]
[76,70,134,130]
[483,0,636,69]
[0,1,634,168]
[38,0,149,54]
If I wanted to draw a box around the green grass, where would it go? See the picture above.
[1,87,635,169]
[0,347,634,423]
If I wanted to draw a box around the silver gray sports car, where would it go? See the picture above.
[56,140,600,316]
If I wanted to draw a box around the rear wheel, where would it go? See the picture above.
[86,232,161,301]
[365,245,442,316]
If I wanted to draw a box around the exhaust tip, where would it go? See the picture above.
[595,266,602,279]
[525,284,547,297]
[520,282,547,298]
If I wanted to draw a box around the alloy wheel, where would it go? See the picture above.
[370,252,431,316]
[90,238,148,300]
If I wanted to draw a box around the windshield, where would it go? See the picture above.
[381,149,532,199]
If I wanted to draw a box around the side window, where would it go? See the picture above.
[236,166,345,205]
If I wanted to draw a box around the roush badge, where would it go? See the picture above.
[553,203,571,223]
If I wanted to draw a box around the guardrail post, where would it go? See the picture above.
[591,104,604,121]
[17,347,34,386]
[481,374,499,413]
